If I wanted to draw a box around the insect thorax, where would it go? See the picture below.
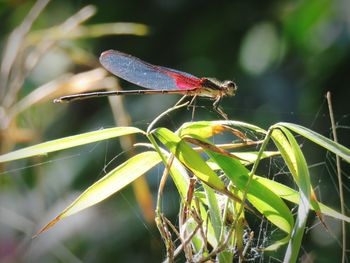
[201,78,237,97]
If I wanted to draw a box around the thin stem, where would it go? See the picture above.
[326,91,346,263]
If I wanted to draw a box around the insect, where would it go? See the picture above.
[54,50,237,118]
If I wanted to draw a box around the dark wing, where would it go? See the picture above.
[99,50,202,91]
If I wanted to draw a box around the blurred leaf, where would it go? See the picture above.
[27,22,149,43]
[283,0,332,51]
[239,22,284,75]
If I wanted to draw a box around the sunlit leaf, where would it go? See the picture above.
[178,121,246,140]
[35,151,160,236]
[279,127,311,263]
[178,120,266,138]
[276,122,350,163]
[271,127,323,214]
[0,127,144,163]
[271,129,297,177]
[153,127,226,192]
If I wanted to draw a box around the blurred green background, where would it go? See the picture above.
[0,0,349,262]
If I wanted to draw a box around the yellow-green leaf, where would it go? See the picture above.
[153,127,226,192]
[35,151,160,236]
[277,122,350,163]
[0,127,144,163]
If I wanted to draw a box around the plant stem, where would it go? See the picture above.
[326,91,345,263]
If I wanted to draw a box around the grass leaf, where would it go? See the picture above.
[278,127,311,263]
[34,151,160,236]
[153,127,226,192]
[0,127,144,163]
[277,122,350,163]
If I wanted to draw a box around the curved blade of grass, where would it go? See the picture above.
[271,129,297,176]
[153,127,226,192]
[271,128,323,218]
[34,151,160,237]
[197,125,293,252]
[0,127,144,163]
[277,122,350,163]
[278,127,311,263]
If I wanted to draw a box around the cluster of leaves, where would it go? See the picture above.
[1,102,349,262]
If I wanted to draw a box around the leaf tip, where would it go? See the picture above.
[32,216,61,238]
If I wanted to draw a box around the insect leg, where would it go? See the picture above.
[213,96,228,119]
[188,95,198,120]
[174,94,188,106]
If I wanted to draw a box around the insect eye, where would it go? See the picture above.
[223,80,236,88]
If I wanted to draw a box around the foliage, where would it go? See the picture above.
[1,103,349,262]
[1,0,350,262]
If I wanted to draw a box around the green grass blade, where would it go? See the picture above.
[272,127,323,215]
[271,129,297,177]
[279,127,311,263]
[277,122,350,163]
[0,127,144,163]
[153,127,226,192]
[35,151,160,236]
